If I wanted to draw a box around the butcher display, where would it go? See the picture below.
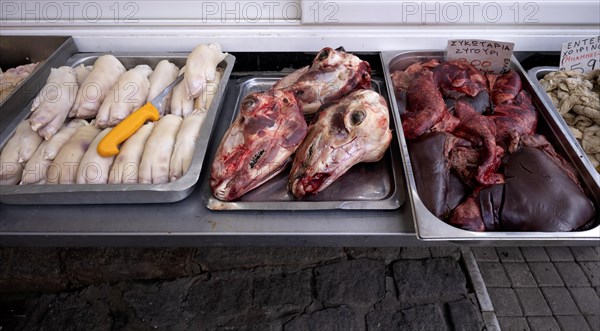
[392,59,596,232]
[29,66,78,140]
[70,55,126,119]
[210,90,308,201]
[273,47,372,114]
[289,89,392,197]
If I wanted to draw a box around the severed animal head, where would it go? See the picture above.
[210,90,308,201]
[274,47,372,114]
[289,89,392,198]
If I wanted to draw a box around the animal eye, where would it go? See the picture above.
[351,111,365,125]
[317,49,330,61]
[295,90,304,96]
[242,96,257,110]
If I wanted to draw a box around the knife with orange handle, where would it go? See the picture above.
[97,74,184,157]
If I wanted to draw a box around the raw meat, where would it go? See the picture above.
[185,43,227,99]
[29,66,78,139]
[211,90,307,201]
[109,122,154,184]
[170,66,194,117]
[407,132,469,219]
[289,89,391,197]
[147,60,178,115]
[138,114,182,184]
[275,47,371,114]
[71,55,126,119]
[0,120,43,185]
[43,119,88,160]
[194,68,224,112]
[401,69,448,139]
[453,100,505,185]
[0,62,39,103]
[169,109,207,181]
[76,128,115,184]
[95,64,153,128]
[21,120,87,185]
[46,125,100,184]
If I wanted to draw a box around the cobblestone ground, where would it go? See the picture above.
[472,246,600,331]
[0,247,483,331]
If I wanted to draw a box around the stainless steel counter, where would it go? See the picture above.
[1,50,597,247]
[0,179,418,247]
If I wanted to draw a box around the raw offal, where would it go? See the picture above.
[147,60,179,115]
[185,43,227,99]
[0,120,44,185]
[29,66,78,140]
[109,122,154,184]
[46,125,100,184]
[138,114,182,184]
[70,55,126,119]
[95,64,153,128]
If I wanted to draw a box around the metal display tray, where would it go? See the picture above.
[0,36,76,133]
[0,53,235,205]
[527,66,600,184]
[204,76,405,210]
[381,51,600,242]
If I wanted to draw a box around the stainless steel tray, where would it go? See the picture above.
[0,53,235,204]
[204,76,405,210]
[382,50,600,242]
[527,66,600,183]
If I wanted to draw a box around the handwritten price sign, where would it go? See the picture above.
[560,36,600,73]
[446,39,515,74]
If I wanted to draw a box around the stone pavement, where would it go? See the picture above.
[0,246,598,331]
[472,246,600,331]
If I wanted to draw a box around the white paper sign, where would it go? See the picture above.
[446,39,515,74]
[560,36,600,73]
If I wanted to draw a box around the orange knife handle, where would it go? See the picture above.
[97,103,160,157]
